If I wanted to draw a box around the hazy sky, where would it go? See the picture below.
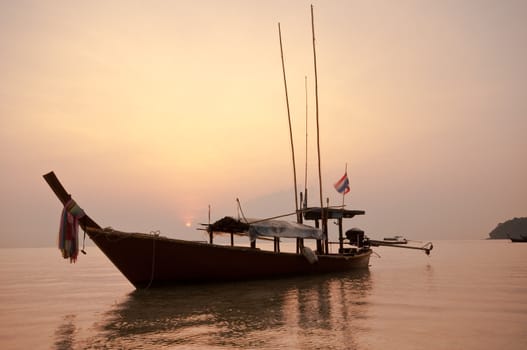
[1,0,526,247]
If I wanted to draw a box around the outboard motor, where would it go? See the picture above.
[345,228,366,247]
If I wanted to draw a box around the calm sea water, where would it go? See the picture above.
[0,240,526,349]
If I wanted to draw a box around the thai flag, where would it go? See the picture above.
[334,173,350,194]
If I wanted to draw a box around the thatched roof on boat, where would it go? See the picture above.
[209,216,250,234]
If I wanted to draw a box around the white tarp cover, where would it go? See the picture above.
[246,218,323,241]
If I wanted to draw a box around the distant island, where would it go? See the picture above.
[488,217,527,239]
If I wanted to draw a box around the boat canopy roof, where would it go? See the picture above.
[303,207,365,220]
[210,216,323,241]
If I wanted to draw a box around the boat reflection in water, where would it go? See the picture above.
[84,271,372,349]
[53,314,77,350]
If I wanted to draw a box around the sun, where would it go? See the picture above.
[185,221,192,228]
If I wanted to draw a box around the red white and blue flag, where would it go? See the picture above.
[334,173,350,194]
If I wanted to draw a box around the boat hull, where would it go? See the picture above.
[87,229,371,289]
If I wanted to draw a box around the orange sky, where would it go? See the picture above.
[1,0,526,247]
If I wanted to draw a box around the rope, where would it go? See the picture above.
[85,226,160,288]
[236,198,249,223]
[234,197,348,226]
[81,229,87,255]
[144,230,159,289]
[234,201,342,225]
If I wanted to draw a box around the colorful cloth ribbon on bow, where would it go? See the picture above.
[58,199,85,263]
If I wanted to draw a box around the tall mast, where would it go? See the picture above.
[278,23,300,222]
[303,75,309,209]
[311,6,324,214]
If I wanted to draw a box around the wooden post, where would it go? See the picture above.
[208,205,213,244]
[297,193,305,253]
[325,198,329,254]
[338,217,343,253]
[314,218,323,254]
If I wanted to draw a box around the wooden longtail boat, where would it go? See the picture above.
[44,172,372,289]
[42,9,375,290]
[44,7,433,289]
